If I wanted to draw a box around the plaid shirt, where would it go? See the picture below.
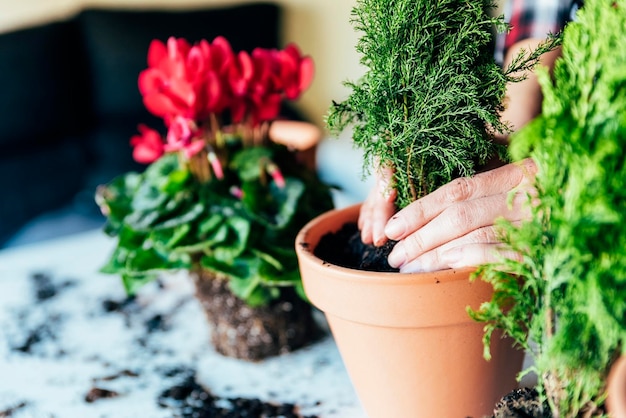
[495,0,584,64]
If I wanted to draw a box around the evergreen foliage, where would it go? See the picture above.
[471,0,626,416]
[326,0,558,208]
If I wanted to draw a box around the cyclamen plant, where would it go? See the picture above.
[97,36,333,306]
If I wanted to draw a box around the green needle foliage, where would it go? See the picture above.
[326,0,559,208]
[471,0,626,416]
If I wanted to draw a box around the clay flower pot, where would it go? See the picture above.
[608,355,626,418]
[295,204,524,418]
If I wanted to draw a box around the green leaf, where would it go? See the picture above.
[251,248,284,271]
[199,213,224,235]
[154,202,205,230]
[230,147,273,182]
[242,177,304,230]
[212,217,250,262]
[121,272,157,295]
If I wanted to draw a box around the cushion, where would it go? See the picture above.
[0,138,86,246]
[0,20,92,151]
[78,3,282,120]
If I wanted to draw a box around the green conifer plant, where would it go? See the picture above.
[471,0,626,416]
[326,0,559,209]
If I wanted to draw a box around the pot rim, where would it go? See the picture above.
[295,203,476,286]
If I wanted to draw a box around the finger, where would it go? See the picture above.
[388,190,533,269]
[358,166,397,245]
[371,165,397,246]
[358,194,377,245]
[359,195,396,245]
[399,241,522,273]
[384,159,537,241]
[438,243,523,270]
[371,193,397,246]
[398,225,500,272]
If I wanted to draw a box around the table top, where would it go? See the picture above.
[0,230,365,417]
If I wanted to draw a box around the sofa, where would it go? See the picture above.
[0,3,305,248]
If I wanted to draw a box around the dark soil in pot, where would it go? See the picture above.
[193,270,322,361]
[313,222,398,272]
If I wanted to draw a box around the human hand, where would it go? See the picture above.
[384,158,537,273]
[358,162,397,246]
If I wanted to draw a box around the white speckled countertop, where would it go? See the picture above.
[0,230,365,418]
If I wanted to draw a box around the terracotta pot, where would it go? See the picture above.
[608,355,626,418]
[192,269,320,361]
[295,204,524,418]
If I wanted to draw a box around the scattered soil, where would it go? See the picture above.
[102,292,192,340]
[101,296,138,313]
[31,272,75,302]
[313,222,399,272]
[85,387,120,403]
[95,369,140,381]
[158,369,318,418]
[6,272,322,416]
[13,320,59,354]
[10,272,70,355]
[193,272,322,361]
[0,401,28,417]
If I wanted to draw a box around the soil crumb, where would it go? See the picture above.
[158,369,319,418]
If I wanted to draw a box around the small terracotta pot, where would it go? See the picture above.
[608,355,626,418]
[295,204,524,418]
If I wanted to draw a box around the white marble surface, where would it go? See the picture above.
[0,230,365,418]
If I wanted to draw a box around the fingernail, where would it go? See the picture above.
[373,234,387,247]
[384,217,405,239]
[387,242,406,268]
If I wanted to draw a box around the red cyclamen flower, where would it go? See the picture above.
[138,37,237,121]
[139,38,195,119]
[130,124,165,164]
[229,44,314,125]
[135,36,315,160]
[164,116,205,159]
[275,43,314,100]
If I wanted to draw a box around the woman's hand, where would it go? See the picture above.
[358,162,397,246]
[384,158,537,272]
